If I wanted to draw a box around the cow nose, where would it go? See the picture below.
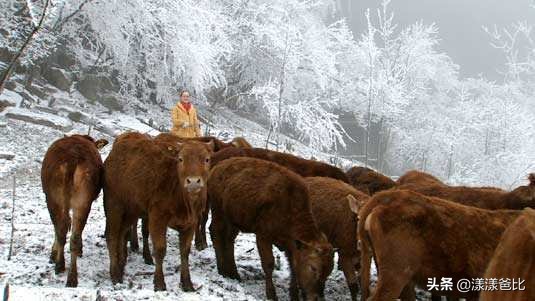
[185,176,203,190]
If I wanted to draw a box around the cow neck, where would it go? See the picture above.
[158,158,189,213]
[290,207,323,244]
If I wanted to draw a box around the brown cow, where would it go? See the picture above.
[155,132,251,151]
[396,170,445,186]
[345,166,396,195]
[194,147,349,254]
[128,133,252,253]
[480,208,535,301]
[305,177,369,300]
[396,172,535,210]
[103,132,213,291]
[351,190,520,301]
[42,134,108,287]
[208,157,334,301]
[210,147,349,183]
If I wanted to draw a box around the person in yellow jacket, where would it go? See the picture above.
[171,90,201,137]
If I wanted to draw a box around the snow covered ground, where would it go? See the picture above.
[0,84,438,300]
[0,85,373,300]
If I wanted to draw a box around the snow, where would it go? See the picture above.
[0,89,23,108]
[3,107,73,132]
[0,93,365,301]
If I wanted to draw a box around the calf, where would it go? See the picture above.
[41,134,108,287]
[352,190,520,301]
[305,177,369,300]
[396,173,535,210]
[128,133,252,253]
[480,208,535,301]
[103,132,213,291]
[208,157,334,301]
[345,166,396,195]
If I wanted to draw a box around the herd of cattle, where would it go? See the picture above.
[39,132,534,301]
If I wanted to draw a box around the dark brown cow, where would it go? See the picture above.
[305,177,369,300]
[208,157,334,301]
[195,147,349,254]
[42,134,108,287]
[211,147,349,183]
[396,170,445,186]
[480,208,535,301]
[345,166,396,195]
[352,190,520,301]
[396,172,535,210]
[103,132,213,291]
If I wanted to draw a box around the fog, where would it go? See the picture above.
[337,0,534,80]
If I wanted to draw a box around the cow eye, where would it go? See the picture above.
[178,157,184,163]
[205,157,210,163]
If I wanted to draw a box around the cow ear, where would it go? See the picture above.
[231,140,240,147]
[347,194,360,214]
[205,140,214,152]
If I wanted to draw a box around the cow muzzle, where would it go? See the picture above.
[185,176,204,193]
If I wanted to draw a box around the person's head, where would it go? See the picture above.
[180,90,191,103]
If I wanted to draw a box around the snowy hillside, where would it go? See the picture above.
[0,84,402,301]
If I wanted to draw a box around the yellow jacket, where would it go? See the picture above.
[171,102,201,137]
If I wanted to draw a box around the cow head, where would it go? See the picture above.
[173,140,214,193]
[508,173,535,209]
[292,234,334,301]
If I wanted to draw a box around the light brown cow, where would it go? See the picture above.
[480,208,535,301]
[103,132,213,291]
[42,134,108,287]
[129,133,252,253]
[351,190,520,301]
[305,177,369,300]
[208,157,334,301]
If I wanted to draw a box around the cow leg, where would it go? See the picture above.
[105,206,124,284]
[66,200,91,287]
[339,253,359,301]
[149,214,168,291]
[118,223,130,277]
[194,207,209,251]
[210,216,240,280]
[431,295,443,301]
[257,235,278,301]
[129,219,139,252]
[141,217,153,265]
[53,209,70,274]
[399,282,416,301]
[286,251,299,301]
[46,197,68,274]
[359,237,373,301]
[179,227,195,291]
[222,225,240,279]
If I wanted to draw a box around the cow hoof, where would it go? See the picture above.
[55,263,65,274]
[195,241,208,251]
[180,281,196,292]
[144,256,154,265]
[154,283,167,291]
[66,276,78,288]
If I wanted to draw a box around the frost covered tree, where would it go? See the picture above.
[344,0,458,168]
[223,0,356,151]
[0,0,58,93]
